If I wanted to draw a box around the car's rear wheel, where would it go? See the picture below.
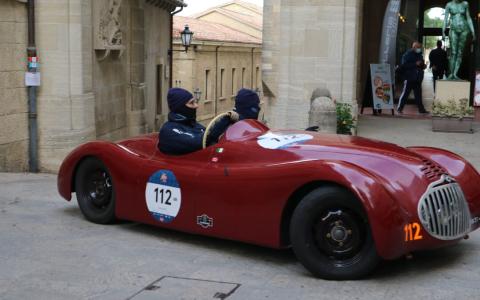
[75,157,116,224]
[290,186,380,280]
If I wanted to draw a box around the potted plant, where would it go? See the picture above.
[431,98,474,133]
[336,102,357,135]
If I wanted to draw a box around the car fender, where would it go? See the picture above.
[291,160,411,260]
[57,141,146,201]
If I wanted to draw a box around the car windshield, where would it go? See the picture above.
[223,119,270,142]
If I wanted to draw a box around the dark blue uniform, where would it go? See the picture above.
[429,47,448,91]
[397,49,427,113]
[158,112,205,155]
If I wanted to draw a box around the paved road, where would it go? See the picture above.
[1,172,479,299]
[358,115,480,170]
[2,117,480,299]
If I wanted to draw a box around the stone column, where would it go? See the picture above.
[127,0,146,136]
[262,0,362,130]
[0,1,28,171]
[36,0,96,172]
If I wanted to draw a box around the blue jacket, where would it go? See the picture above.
[400,49,424,82]
[158,112,205,155]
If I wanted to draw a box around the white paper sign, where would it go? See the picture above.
[25,72,41,86]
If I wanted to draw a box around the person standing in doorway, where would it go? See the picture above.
[397,41,428,114]
[429,40,448,91]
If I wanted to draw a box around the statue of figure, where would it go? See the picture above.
[442,0,476,80]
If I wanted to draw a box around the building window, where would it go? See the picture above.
[220,68,225,97]
[205,69,210,100]
[255,66,260,89]
[241,67,246,88]
[231,68,236,95]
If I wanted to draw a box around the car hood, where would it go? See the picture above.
[247,129,447,212]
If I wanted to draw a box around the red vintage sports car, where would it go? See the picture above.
[58,119,480,280]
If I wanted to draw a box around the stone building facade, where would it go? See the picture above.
[172,4,262,124]
[0,0,184,172]
[0,1,28,171]
[262,0,363,130]
[193,0,262,40]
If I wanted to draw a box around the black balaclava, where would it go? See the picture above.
[167,88,196,120]
[235,88,260,120]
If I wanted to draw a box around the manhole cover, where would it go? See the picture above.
[128,276,241,300]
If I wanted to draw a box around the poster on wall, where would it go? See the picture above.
[370,64,394,110]
[474,71,480,107]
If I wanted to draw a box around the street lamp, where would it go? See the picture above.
[180,25,194,52]
[169,24,194,55]
[193,88,202,102]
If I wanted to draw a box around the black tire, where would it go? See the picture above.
[75,157,116,224]
[290,186,380,280]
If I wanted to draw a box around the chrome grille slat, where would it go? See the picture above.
[441,189,451,237]
[418,175,472,240]
[445,187,454,236]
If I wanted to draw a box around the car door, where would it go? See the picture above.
[194,139,295,246]
[138,148,215,233]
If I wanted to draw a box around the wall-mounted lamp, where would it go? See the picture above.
[169,24,194,55]
[193,88,202,102]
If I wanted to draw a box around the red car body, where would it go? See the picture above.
[58,120,480,275]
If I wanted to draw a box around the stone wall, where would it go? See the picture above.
[93,0,130,141]
[0,0,177,173]
[0,1,28,172]
[172,43,262,125]
[144,4,171,132]
[262,0,363,129]
[36,0,96,172]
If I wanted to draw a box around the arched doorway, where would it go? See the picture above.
[360,0,479,109]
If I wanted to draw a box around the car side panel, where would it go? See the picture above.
[193,146,411,258]
[57,140,212,234]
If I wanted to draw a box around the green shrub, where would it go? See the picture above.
[336,102,356,135]
[431,98,474,119]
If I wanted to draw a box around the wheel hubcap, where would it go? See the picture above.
[313,208,365,261]
[86,171,112,208]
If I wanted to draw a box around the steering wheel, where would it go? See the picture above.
[202,111,238,149]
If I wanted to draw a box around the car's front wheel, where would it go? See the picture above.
[75,157,116,224]
[290,186,380,280]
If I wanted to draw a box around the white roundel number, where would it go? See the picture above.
[145,170,181,223]
[257,132,313,149]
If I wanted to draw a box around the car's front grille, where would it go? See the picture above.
[418,175,471,240]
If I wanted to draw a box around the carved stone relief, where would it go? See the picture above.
[93,0,125,60]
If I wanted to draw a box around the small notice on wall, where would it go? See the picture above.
[474,71,480,106]
[370,64,394,110]
[25,72,41,86]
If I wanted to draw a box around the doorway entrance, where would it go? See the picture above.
[360,0,479,110]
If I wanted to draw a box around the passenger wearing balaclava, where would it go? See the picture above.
[158,88,205,155]
[234,88,260,120]
[205,88,261,146]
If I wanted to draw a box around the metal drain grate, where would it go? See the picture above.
[128,276,241,300]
